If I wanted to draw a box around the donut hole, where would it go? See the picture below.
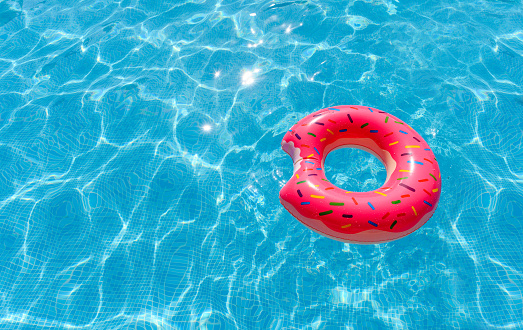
[324,147,387,192]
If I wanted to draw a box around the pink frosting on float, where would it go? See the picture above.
[280,105,441,244]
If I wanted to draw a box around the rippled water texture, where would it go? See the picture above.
[1,0,522,328]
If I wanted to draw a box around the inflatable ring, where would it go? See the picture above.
[280,105,441,244]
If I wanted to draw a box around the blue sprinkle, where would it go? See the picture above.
[301,202,310,205]
[370,130,378,133]
[368,202,375,210]
[368,220,378,227]
[399,130,408,134]
[407,161,424,165]
[328,108,340,111]
[314,147,320,155]
[288,129,292,132]
[424,200,433,207]
[424,148,430,151]
[316,168,322,170]
[368,107,373,112]
[305,161,314,164]
[339,129,347,132]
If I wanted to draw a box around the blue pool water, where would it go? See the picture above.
[1,0,522,328]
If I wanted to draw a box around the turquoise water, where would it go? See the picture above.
[1,0,522,328]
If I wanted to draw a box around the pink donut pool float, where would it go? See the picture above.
[280,105,441,244]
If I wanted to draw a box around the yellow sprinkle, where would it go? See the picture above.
[405,145,420,148]
[399,170,411,173]
[311,195,325,199]
[412,206,417,216]
[320,138,326,142]
[345,191,353,193]
[296,174,299,179]
[389,141,399,146]
[307,154,314,158]
[341,224,351,229]
[374,191,387,196]
[327,129,333,135]
[432,188,438,193]
[439,173,441,178]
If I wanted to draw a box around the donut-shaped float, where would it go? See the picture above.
[280,105,441,244]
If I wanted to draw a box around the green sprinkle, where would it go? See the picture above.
[429,173,437,181]
[319,210,333,216]
[321,179,329,181]
[385,116,389,123]
[297,181,306,184]
[361,123,369,128]
[397,177,408,180]
[395,121,404,124]
[330,202,344,206]
[307,132,316,137]
[391,200,401,204]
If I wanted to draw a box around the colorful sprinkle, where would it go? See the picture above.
[327,129,334,135]
[382,212,390,219]
[391,200,401,204]
[399,130,408,134]
[401,194,410,198]
[395,121,404,124]
[361,123,369,128]
[341,224,352,229]
[424,158,433,164]
[401,153,413,156]
[325,187,334,190]
[424,148,430,151]
[319,210,333,216]
[330,202,344,206]
[328,119,336,124]
[405,145,420,148]
[374,191,387,196]
[352,197,358,205]
[328,108,340,111]
[368,221,378,227]
[385,116,389,123]
[305,161,314,164]
[429,173,437,181]
[399,170,411,173]
[390,220,397,229]
[368,107,373,112]
[412,206,417,216]
[407,161,424,165]
[296,174,299,179]
[314,147,320,155]
[297,190,303,197]
[339,129,347,132]
[295,133,301,140]
[314,122,324,126]
[308,174,317,176]
[320,138,326,142]
[316,168,322,170]
[397,177,409,180]
[399,183,416,192]
[301,202,310,205]
[397,213,406,217]
[432,188,439,193]
[418,179,428,182]
[307,132,316,137]
[424,201,433,207]
[384,132,394,137]
[389,141,399,146]
[413,137,420,142]
[368,202,375,210]
[297,181,306,184]
[342,214,353,218]
[423,189,431,196]
[347,114,353,123]
[370,130,378,133]
[311,195,324,199]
